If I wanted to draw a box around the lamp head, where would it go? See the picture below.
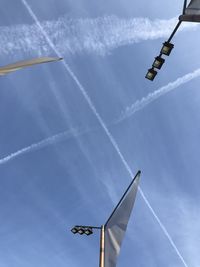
[71,226,79,234]
[152,56,165,69]
[145,68,157,81]
[84,228,93,236]
[161,42,174,56]
[78,228,84,235]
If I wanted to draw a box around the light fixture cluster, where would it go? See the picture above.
[145,41,174,81]
[71,226,93,236]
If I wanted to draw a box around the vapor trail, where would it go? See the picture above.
[0,129,79,165]
[21,1,189,266]
[0,15,198,58]
[2,68,199,166]
[138,189,189,267]
[118,68,200,122]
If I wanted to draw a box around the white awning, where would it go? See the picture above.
[0,57,62,75]
[104,171,140,267]
[179,0,200,22]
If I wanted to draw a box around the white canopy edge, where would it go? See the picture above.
[180,0,200,22]
[0,57,62,75]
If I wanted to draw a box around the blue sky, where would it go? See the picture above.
[1,0,200,267]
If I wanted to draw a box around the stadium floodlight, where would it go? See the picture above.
[84,228,93,236]
[160,42,174,56]
[145,68,157,81]
[152,56,165,69]
[70,170,141,267]
[71,226,79,234]
[146,0,200,81]
[78,228,84,235]
[70,225,101,236]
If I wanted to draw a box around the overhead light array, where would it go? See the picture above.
[71,226,94,236]
[145,41,174,81]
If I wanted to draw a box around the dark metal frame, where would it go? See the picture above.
[167,21,182,43]
[183,0,188,14]
[168,0,188,42]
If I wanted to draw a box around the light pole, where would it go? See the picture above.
[146,0,200,81]
[145,1,189,81]
[70,170,141,267]
[99,225,105,267]
[71,224,105,267]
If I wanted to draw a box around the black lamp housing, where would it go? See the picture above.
[78,229,84,235]
[71,227,79,234]
[145,68,157,81]
[85,228,93,236]
[152,56,165,69]
[161,42,174,56]
[71,225,95,236]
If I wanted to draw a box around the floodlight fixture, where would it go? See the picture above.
[160,42,174,56]
[145,0,200,81]
[152,56,165,69]
[71,226,79,234]
[78,228,84,235]
[84,228,93,236]
[145,68,157,81]
[70,225,101,236]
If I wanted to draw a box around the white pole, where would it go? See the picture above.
[99,225,105,267]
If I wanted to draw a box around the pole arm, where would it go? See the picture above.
[162,1,186,44]
[183,0,188,14]
[167,21,182,43]
[161,1,187,47]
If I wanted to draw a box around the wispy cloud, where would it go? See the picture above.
[0,14,198,58]
[150,190,200,267]
[1,66,199,267]
[0,128,80,165]
[117,68,200,123]
[174,197,200,267]
[3,66,200,165]
[139,188,189,267]
[20,1,190,265]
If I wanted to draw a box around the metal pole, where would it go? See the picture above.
[182,0,188,14]
[167,21,182,43]
[99,225,105,267]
